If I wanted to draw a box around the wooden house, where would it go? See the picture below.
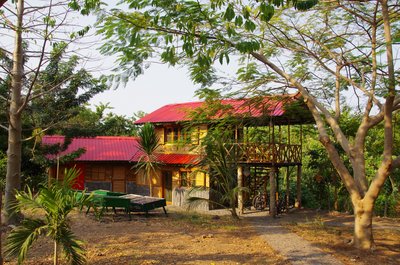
[44,93,313,214]
[134,93,314,214]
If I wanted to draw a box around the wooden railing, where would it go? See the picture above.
[223,143,302,164]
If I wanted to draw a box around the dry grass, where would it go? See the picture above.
[284,212,400,265]
[2,208,287,265]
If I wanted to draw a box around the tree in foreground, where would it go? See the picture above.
[98,0,400,249]
[136,123,160,197]
[0,0,102,224]
[5,167,91,265]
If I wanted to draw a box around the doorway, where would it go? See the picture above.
[162,171,173,202]
[112,166,126,193]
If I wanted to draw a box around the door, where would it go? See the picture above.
[112,166,126,193]
[162,171,173,202]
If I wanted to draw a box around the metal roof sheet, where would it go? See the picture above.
[42,136,141,161]
[42,136,200,165]
[135,94,299,124]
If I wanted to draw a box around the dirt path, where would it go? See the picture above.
[245,213,344,265]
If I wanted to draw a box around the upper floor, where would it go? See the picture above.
[135,94,314,165]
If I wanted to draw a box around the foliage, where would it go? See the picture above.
[5,168,92,265]
[136,123,161,196]
[97,0,400,248]
[58,103,141,137]
[1,0,104,224]
[187,126,246,219]
[0,150,6,187]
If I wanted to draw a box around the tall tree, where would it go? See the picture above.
[0,0,102,224]
[98,0,400,249]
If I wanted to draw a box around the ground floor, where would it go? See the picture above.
[49,162,302,213]
[49,161,209,209]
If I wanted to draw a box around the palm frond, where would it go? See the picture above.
[13,187,42,212]
[137,123,160,155]
[59,225,86,265]
[5,218,47,264]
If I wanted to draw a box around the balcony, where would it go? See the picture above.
[223,143,302,165]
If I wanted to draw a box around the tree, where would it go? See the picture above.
[0,0,102,224]
[136,123,160,197]
[4,167,91,265]
[97,0,400,249]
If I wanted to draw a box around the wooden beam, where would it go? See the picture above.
[286,166,290,210]
[269,167,277,217]
[237,166,244,215]
[295,165,302,208]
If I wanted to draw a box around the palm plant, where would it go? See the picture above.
[5,167,91,265]
[187,127,248,219]
[136,123,160,197]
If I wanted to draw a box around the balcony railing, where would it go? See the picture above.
[157,142,302,164]
[223,143,302,164]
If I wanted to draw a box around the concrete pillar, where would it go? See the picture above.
[237,165,243,215]
[269,167,277,217]
[295,164,302,208]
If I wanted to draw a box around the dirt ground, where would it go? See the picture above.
[2,207,400,265]
[2,207,287,265]
[277,209,400,265]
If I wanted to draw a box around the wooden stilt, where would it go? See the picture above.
[269,167,277,217]
[237,165,243,215]
[295,164,302,208]
[286,166,290,211]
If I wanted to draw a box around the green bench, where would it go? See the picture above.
[85,190,168,220]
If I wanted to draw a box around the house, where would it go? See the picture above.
[44,93,313,213]
[134,93,314,213]
[43,136,201,201]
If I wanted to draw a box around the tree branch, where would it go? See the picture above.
[0,124,9,131]
[17,0,54,115]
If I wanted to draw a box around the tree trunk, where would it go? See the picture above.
[0,190,3,265]
[53,240,58,265]
[353,202,375,249]
[5,0,24,225]
[148,168,153,197]
[334,185,338,211]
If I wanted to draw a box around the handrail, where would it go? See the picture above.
[223,143,302,164]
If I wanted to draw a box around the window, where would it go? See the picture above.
[180,171,191,187]
[164,127,191,144]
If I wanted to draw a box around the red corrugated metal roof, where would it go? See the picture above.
[42,135,200,165]
[156,153,200,165]
[135,94,299,124]
[42,136,141,161]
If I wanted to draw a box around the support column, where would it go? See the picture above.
[286,166,290,211]
[269,167,277,217]
[237,165,243,215]
[295,164,302,208]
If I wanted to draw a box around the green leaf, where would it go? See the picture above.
[244,20,256,32]
[260,3,274,22]
[223,4,235,21]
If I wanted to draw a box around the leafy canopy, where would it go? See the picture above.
[97,0,318,86]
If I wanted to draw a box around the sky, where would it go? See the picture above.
[88,63,200,117]
[0,0,200,118]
